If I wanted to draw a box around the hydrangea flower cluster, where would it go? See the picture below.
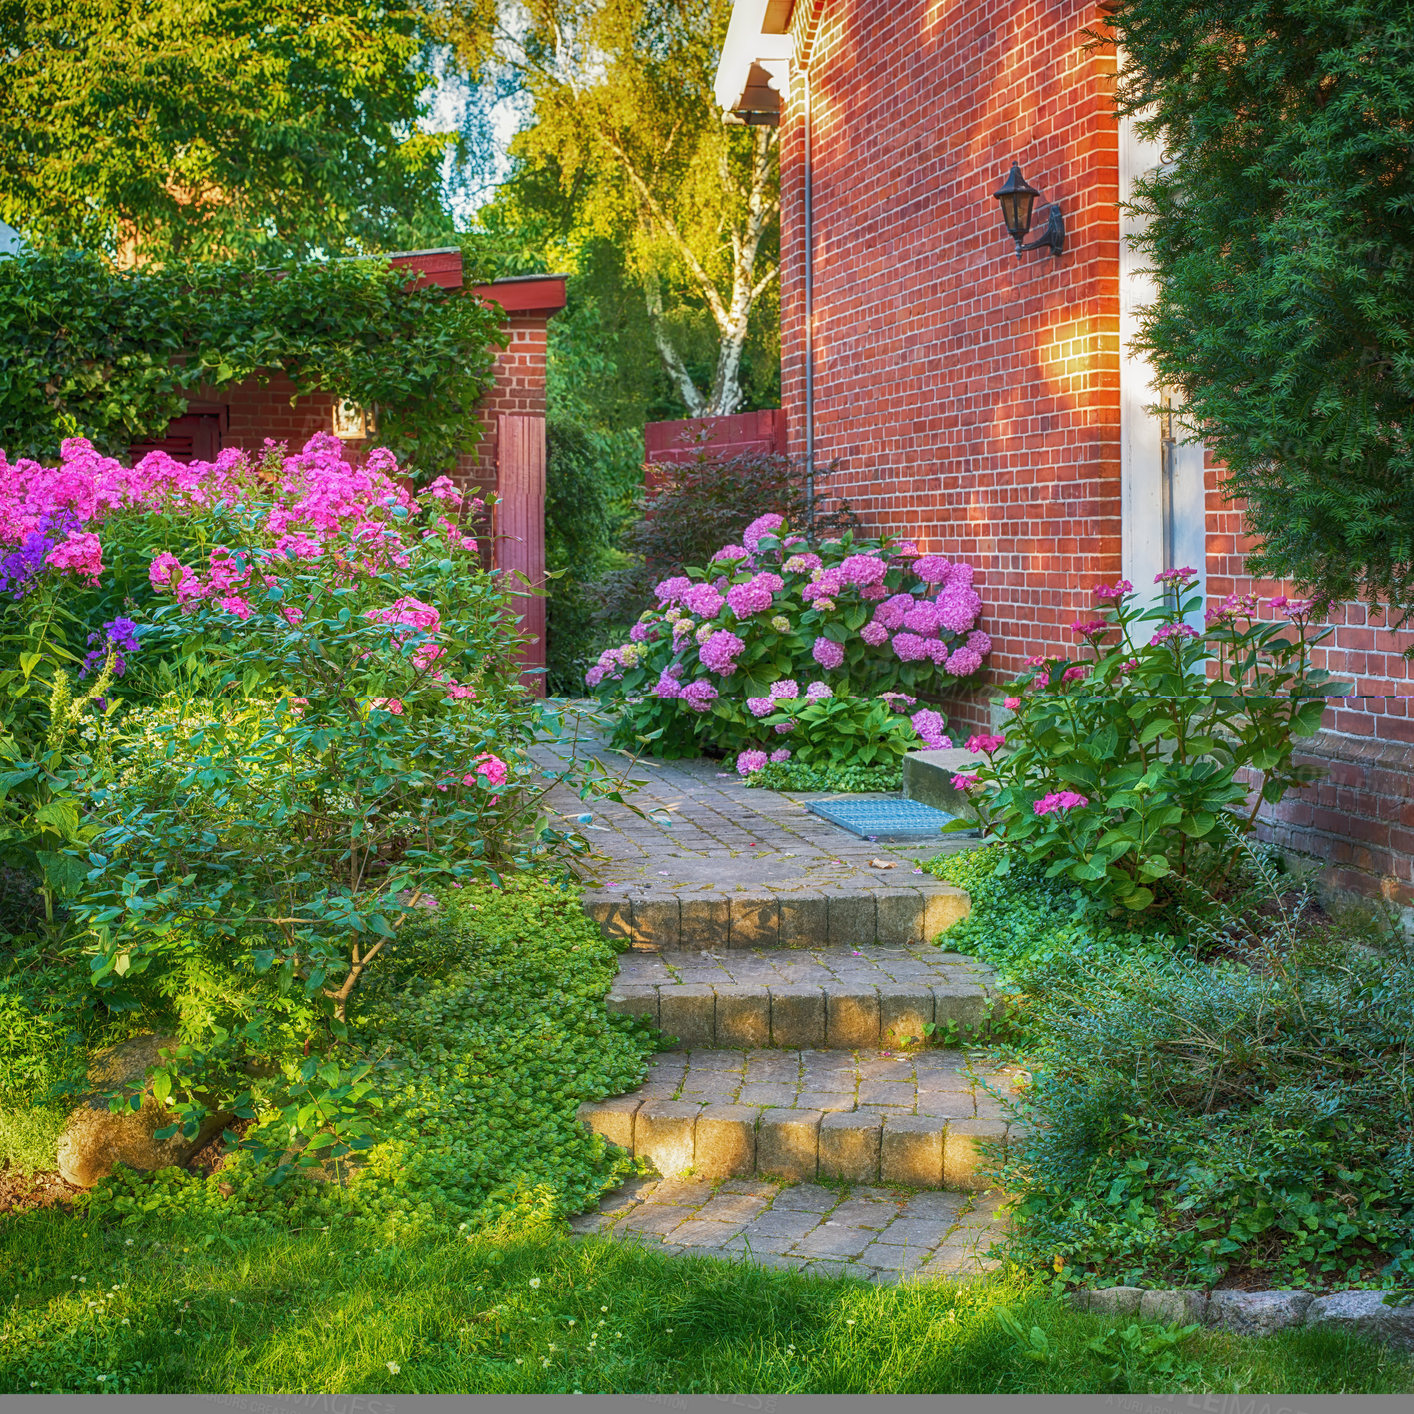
[588,515,991,762]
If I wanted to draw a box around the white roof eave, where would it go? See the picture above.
[714,0,794,111]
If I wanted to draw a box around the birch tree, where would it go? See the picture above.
[500,0,779,417]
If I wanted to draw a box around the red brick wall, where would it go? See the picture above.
[780,0,1123,734]
[776,0,1413,903]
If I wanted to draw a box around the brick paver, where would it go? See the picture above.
[533,720,973,926]
[569,1175,1008,1283]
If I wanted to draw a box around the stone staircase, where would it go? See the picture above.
[578,886,1022,1192]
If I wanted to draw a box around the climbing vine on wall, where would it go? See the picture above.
[0,250,505,475]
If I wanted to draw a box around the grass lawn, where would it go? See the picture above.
[2,1210,1412,1395]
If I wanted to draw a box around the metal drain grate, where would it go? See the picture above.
[806,797,964,840]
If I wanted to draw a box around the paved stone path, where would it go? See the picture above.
[569,1176,1006,1284]
[545,707,1015,1283]
[534,717,974,902]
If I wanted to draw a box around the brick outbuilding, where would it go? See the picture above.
[132,250,565,683]
[716,0,1414,906]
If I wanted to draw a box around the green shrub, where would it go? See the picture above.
[745,760,903,794]
[961,573,1346,911]
[991,880,1414,1290]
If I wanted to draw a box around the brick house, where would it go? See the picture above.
[133,250,565,681]
[715,0,1414,907]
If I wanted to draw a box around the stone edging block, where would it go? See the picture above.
[1072,1285,1414,1352]
[582,882,971,950]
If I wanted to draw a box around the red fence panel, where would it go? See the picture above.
[643,410,786,494]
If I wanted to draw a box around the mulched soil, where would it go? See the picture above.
[0,1166,81,1217]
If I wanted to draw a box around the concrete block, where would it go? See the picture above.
[874,888,924,945]
[817,1111,882,1183]
[658,985,716,1048]
[942,1118,1006,1190]
[826,988,880,1047]
[920,886,970,939]
[630,894,681,948]
[779,892,828,948]
[826,892,875,946]
[715,988,770,1047]
[729,893,780,949]
[576,1096,641,1151]
[930,985,989,1033]
[1074,1286,1144,1317]
[605,986,659,1028]
[1207,1290,1313,1336]
[679,895,730,950]
[585,895,633,943]
[769,985,826,1047]
[757,1108,821,1181]
[1306,1290,1414,1352]
[693,1104,757,1179]
[880,1114,946,1188]
[635,1101,698,1177]
[1140,1289,1209,1325]
[879,987,933,1047]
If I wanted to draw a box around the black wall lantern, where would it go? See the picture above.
[994,162,1065,259]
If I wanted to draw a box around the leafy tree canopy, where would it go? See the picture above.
[0,0,495,264]
[1111,1,1414,621]
[496,0,780,418]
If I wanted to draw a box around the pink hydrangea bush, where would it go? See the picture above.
[586,515,990,761]
[962,572,1348,912]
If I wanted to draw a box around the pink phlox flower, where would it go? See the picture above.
[1155,566,1198,586]
[736,749,769,776]
[368,596,441,633]
[902,602,942,636]
[281,605,305,626]
[45,531,104,582]
[742,513,785,551]
[217,595,253,621]
[469,752,508,789]
[966,732,1006,754]
[911,708,951,750]
[837,553,887,588]
[1071,618,1110,637]
[148,552,186,592]
[1116,657,1140,676]
[783,552,823,575]
[812,636,845,669]
[655,575,693,606]
[1034,790,1089,816]
[1060,664,1090,683]
[1151,623,1199,643]
[935,585,981,634]
[680,679,720,711]
[424,476,463,506]
[1093,579,1133,601]
[699,629,745,674]
[873,593,915,631]
[951,773,979,791]
[1023,654,1047,667]
[685,583,726,618]
[891,632,931,662]
[912,554,952,584]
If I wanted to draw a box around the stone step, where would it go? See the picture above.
[578,1047,1023,1190]
[583,881,969,951]
[607,945,1001,1049]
